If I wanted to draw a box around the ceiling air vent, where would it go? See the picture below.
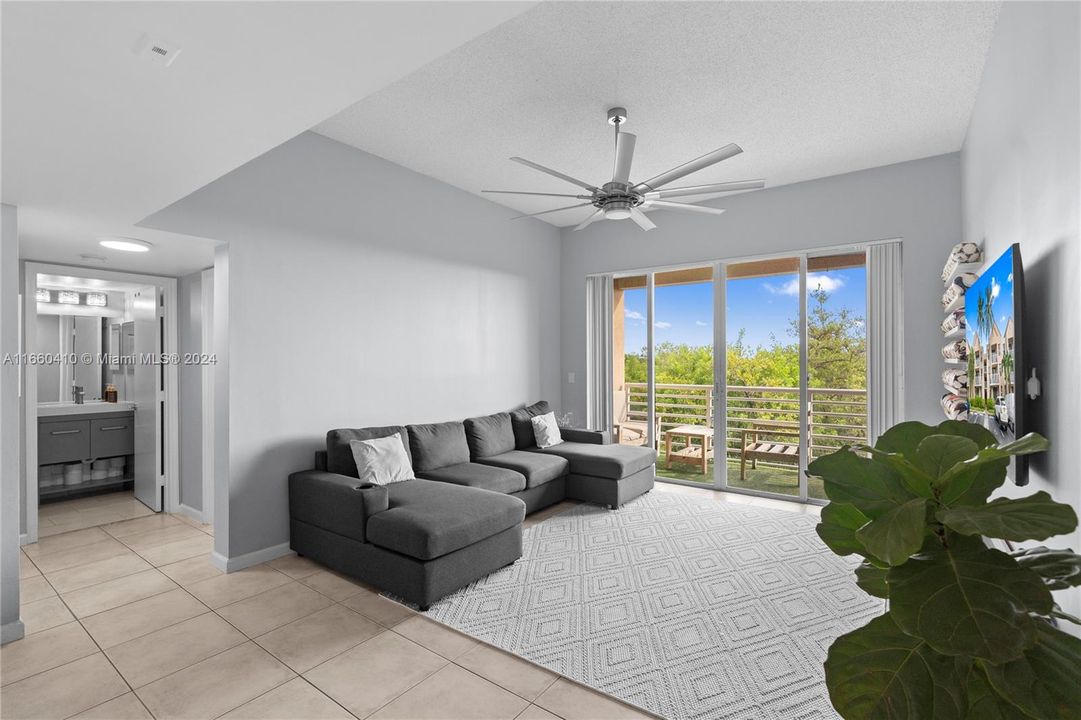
[132,32,182,67]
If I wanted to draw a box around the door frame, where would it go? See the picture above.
[21,262,179,544]
[604,239,889,506]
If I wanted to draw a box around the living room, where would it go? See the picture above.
[1,2,1079,719]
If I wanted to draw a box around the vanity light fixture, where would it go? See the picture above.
[57,290,80,305]
[98,236,151,253]
[35,288,51,303]
[86,292,107,307]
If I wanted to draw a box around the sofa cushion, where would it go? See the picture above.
[510,401,550,449]
[327,426,410,479]
[530,441,656,480]
[418,462,526,494]
[464,412,515,458]
[407,421,470,472]
[477,451,569,488]
[367,479,525,560]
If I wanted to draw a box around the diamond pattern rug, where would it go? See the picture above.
[427,491,884,719]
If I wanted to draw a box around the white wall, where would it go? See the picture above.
[559,153,963,426]
[961,1,1081,619]
[1,204,24,644]
[143,132,562,561]
[177,270,206,516]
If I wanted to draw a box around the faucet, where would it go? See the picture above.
[72,385,85,405]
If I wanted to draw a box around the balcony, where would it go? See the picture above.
[618,382,867,500]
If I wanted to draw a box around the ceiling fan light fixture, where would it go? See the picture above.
[604,205,632,220]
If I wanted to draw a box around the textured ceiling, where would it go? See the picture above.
[316,1,1000,228]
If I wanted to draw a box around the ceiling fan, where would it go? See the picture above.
[484,107,765,231]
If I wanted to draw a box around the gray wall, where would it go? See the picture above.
[559,153,963,427]
[960,1,1081,619]
[143,132,562,561]
[177,270,205,515]
[2,204,23,643]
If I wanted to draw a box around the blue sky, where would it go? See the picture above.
[965,245,1015,348]
[623,267,867,353]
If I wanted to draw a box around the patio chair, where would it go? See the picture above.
[614,388,659,447]
[740,423,800,481]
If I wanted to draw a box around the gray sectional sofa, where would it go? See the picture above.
[288,401,655,609]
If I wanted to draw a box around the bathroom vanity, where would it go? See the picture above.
[38,402,136,501]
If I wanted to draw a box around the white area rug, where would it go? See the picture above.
[427,491,883,720]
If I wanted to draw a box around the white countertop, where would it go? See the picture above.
[38,401,136,417]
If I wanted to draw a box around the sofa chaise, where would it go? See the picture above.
[288,401,655,608]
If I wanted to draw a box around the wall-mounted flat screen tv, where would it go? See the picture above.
[965,243,1026,484]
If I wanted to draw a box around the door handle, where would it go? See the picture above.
[100,425,128,431]
[50,429,81,435]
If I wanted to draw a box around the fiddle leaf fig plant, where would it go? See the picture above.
[808,420,1081,720]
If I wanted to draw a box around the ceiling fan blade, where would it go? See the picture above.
[511,202,593,220]
[632,143,743,194]
[510,157,599,192]
[628,207,656,231]
[643,179,764,200]
[573,209,605,231]
[483,190,594,199]
[612,132,637,184]
[644,200,726,215]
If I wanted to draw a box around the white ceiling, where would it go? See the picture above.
[316,1,1001,228]
[3,1,533,274]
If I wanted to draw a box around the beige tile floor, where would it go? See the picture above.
[3,484,818,719]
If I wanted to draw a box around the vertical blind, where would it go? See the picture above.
[585,275,613,431]
[867,241,904,444]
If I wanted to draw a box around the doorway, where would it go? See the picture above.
[606,248,868,504]
[22,264,180,542]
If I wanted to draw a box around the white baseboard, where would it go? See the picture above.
[19,533,27,546]
[210,542,292,573]
[1,620,25,645]
[177,504,206,524]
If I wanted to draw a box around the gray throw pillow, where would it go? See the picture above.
[464,412,515,458]
[510,401,550,449]
[407,421,471,472]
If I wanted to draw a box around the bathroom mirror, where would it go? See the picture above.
[36,315,107,402]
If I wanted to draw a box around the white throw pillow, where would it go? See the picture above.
[349,436,414,486]
[531,412,563,448]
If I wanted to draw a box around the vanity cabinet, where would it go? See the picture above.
[38,409,135,500]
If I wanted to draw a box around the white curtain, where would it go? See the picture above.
[585,275,613,431]
[867,241,904,443]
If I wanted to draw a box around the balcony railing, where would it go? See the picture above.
[621,382,868,465]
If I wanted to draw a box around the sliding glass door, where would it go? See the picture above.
[605,248,868,503]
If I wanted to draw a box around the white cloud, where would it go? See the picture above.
[1007,272,1013,284]
[625,309,645,321]
[991,277,1001,301]
[695,320,708,327]
[655,321,672,329]
[764,273,845,296]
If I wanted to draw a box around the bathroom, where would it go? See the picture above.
[32,272,163,534]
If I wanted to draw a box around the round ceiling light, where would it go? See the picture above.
[98,237,151,253]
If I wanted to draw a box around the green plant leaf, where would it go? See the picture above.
[965,664,1033,720]
[980,621,1081,720]
[1050,605,1081,625]
[888,539,1053,664]
[914,435,979,485]
[939,433,1050,486]
[817,503,873,557]
[856,499,927,566]
[1012,546,1081,591]
[808,448,917,518]
[824,613,966,720]
[939,492,1079,542]
[939,458,1009,507]
[856,445,936,498]
[854,562,890,598]
[874,421,938,457]
[934,420,999,450]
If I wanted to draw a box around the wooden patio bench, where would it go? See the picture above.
[740,424,800,481]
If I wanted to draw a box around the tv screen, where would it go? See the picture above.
[965,243,1026,484]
